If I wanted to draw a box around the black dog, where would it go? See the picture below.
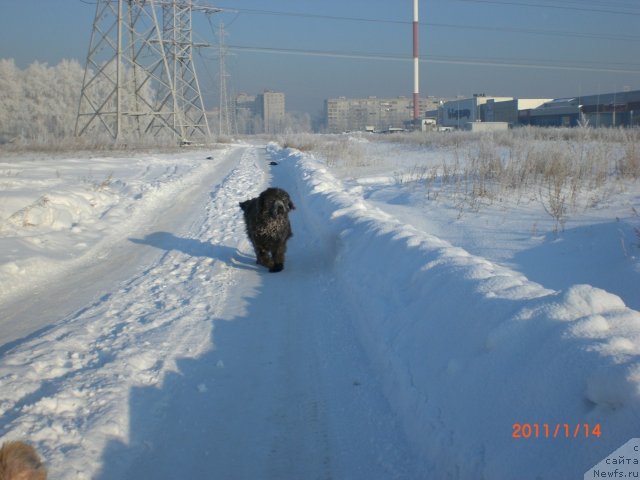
[239,187,295,272]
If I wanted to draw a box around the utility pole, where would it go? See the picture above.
[75,0,220,143]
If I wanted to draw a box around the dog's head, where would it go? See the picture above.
[270,199,289,218]
[259,188,295,218]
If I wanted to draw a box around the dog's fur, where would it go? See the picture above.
[0,441,47,480]
[239,187,295,272]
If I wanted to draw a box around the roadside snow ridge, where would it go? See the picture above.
[275,143,640,479]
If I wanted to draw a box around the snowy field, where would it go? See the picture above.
[0,132,639,479]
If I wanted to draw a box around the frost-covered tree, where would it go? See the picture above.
[50,59,86,138]
[0,59,25,141]
[0,58,163,142]
[282,111,312,134]
[0,58,85,142]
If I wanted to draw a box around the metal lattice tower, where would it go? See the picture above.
[216,20,234,137]
[75,0,220,143]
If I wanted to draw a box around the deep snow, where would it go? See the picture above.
[0,138,639,479]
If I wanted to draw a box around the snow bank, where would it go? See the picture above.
[0,153,221,306]
[272,144,640,479]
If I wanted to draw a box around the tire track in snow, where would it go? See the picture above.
[0,146,266,479]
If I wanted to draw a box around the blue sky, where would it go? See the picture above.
[1,0,640,114]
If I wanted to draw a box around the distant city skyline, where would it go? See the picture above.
[1,0,639,115]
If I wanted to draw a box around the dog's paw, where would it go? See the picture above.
[269,263,284,273]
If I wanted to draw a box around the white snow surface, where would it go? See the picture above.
[0,140,639,479]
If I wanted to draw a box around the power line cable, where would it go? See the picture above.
[427,21,640,42]
[214,6,640,42]
[214,6,406,25]
[225,44,640,74]
[552,0,640,7]
[450,0,640,16]
[518,0,640,10]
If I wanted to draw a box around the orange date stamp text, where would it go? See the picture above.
[512,423,602,439]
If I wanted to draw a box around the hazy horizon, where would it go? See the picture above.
[1,0,639,114]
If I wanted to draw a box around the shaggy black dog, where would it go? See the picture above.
[239,187,295,273]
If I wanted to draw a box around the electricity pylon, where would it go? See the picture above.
[75,0,220,143]
[216,20,235,137]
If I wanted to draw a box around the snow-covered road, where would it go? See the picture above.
[97,146,424,479]
[0,145,425,479]
[0,148,241,344]
[1,142,640,479]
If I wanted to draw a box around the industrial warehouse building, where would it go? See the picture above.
[439,90,640,129]
[521,90,640,128]
[483,98,552,124]
[437,95,514,128]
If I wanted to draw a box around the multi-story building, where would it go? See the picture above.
[234,90,286,134]
[256,91,285,134]
[234,93,257,134]
[235,93,256,117]
[325,96,441,133]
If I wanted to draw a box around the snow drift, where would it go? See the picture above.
[272,143,640,478]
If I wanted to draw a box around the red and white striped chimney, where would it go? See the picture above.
[413,0,420,122]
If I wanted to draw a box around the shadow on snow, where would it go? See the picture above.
[513,220,640,311]
[129,232,256,271]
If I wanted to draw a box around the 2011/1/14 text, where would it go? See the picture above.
[512,423,602,439]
